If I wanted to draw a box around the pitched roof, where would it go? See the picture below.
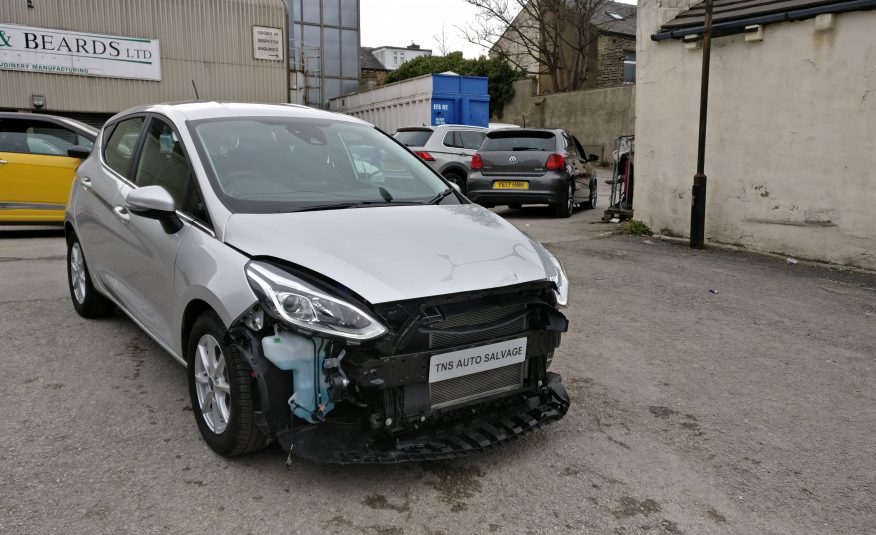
[593,1,638,37]
[360,47,388,71]
[660,0,874,31]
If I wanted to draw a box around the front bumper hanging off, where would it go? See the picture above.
[276,373,570,464]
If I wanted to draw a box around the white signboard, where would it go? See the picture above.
[252,26,283,61]
[0,23,160,81]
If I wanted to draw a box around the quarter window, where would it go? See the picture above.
[458,131,485,150]
[134,118,190,209]
[103,117,145,178]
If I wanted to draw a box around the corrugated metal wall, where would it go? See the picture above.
[0,0,287,113]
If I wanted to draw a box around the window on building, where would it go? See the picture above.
[623,51,636,84]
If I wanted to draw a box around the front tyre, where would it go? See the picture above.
[443,171,467,194]
[187,311,265,456]
[67,234,114,318]
[583,184,597,209]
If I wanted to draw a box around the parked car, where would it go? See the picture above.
[65,102,571,463]
[0,112,97,223]
[393,124,487,193]
[467,128,599,218]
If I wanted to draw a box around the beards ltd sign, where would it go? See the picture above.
[0,23,161,81]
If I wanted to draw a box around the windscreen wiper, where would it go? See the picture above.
[294,200,421,213]
[427,188,454,205]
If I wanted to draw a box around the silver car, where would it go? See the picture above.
[393,124,486,193]
[65,102,570,463]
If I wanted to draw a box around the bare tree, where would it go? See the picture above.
[460,0,611,92]
[433,22,451,57]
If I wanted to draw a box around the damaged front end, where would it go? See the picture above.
[228,260,571,464]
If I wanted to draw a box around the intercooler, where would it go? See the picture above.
[428,305,529,408]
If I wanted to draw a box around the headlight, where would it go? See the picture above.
[245,261,387,341]
[546,251,569,308]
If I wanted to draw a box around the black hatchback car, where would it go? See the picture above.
[467,128,599,218]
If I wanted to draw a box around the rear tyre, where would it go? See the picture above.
[552,181,574,218]
[507,203,523,210]
[187,311,266,456]
[443,171,466,194]
[67,234,114,318]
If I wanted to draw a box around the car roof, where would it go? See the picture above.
[105,101,371,128]
[397,124,486,132]
[0,112,98,138]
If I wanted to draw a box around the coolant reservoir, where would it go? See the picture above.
[261,330,314,370]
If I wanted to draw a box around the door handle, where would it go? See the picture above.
[113,205,130,223]
[80,176,93,189]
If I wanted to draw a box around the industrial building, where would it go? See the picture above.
[0,0,288,126]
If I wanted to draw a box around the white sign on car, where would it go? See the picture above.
[0,23,160,81]
[429,337,528,383]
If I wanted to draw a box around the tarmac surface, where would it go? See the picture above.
[1,183,874,534]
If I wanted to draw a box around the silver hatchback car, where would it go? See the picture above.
[65,102,570,463]
[393,124,486,193]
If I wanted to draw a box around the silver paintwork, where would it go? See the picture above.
[125,186,176,213]
[225,204,557,304]
[66,102,561,367]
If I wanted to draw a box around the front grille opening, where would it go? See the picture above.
[430,361,526,408]
[428,304,527,349]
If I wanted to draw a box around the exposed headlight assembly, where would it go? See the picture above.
[245,261,387,341]
[546,251,569,308]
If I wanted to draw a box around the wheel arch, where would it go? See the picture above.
[440,164,469,179]
[180,299,218,362]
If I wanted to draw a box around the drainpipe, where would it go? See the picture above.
[690,0,713,249]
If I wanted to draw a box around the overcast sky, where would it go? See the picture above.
[359,0,637,59]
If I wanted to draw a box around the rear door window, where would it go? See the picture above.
[442,131,461,148]
[394,129,433,147]
[103,117,145,178]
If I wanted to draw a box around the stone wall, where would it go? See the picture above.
[496,79,635,161]
[596,33,636,87]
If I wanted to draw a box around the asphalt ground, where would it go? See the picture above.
[2,181,874,534]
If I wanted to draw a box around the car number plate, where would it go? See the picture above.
[428,337,527,383]
[492,180,529,189]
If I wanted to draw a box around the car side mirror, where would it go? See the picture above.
[587,153,599,163]
[67,145,92,159]
[125,185,183,234]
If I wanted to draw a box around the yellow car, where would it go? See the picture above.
[0,113,97,223]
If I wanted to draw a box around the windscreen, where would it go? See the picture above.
[189,117,449,214]
[393,129,433,147]
[481,132,555,152]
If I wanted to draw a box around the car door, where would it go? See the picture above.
[562,132,587,203]
[111,114,196,347]
[74,115,146,290]
[572,135,596,198]
[0,117,93,222]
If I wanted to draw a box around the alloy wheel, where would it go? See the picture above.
[193,334,231,434]
[69,242,87,304]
